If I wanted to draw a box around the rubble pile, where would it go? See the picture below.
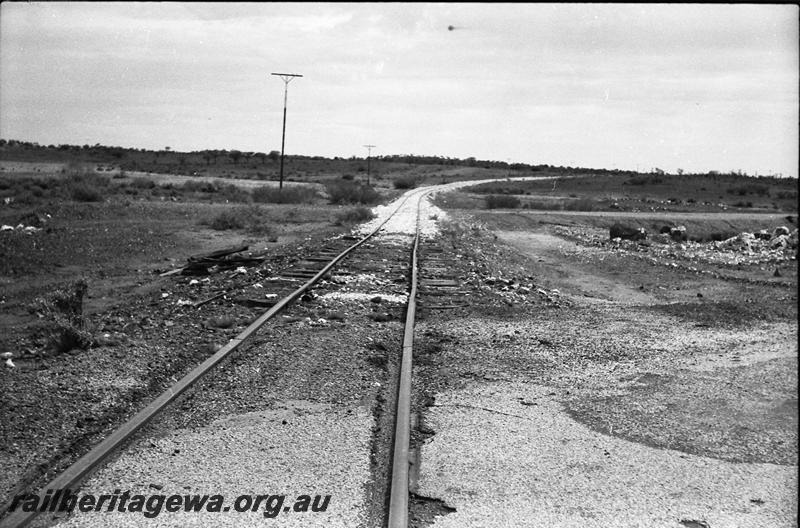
[558,224,798,268]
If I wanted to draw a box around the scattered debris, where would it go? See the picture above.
[192,292,226,308]
[177,245,267,276]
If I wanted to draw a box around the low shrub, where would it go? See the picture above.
[181,180,206,192]
[485,194,521,209]
[335,206,376,225]
[130,177,156,189]
[67,172,109,202]
[202,205,275,237]
[69,184,104,202]
[219,183,251,203]
[252,185,318,204]
[562,198,598,211]
[626,175,663,185]
[727,184,770,196]
[182,179,219,193]
[325,181,381,205]
[30,280,93,354]
[204,210,247,230]
[393,175,418,189]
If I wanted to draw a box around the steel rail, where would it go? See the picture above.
[387,188,428,528]
[0,189,424,528]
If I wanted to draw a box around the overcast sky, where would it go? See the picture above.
[1,3,798,176]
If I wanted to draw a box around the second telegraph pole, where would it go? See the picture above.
[271,72,302,189]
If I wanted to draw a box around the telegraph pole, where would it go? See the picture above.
[271,72,303,189]
[363,144,375,186]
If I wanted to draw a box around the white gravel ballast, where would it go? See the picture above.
[49,402,373,528]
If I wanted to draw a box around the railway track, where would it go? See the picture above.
[2,177,554,527]
[0,185,445,528]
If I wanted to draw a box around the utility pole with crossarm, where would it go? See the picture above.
[271,72,302,189]
[363,144,376,186]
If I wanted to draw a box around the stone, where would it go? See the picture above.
[774,226,790,237]
[754,229,771,241]
[609,223,647,241]
[770,234,788,249]
[670,225,687,242]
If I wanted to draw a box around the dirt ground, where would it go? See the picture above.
[409,205,797,527]
[0,195,355,511]
[0,173,797,526]
[491,226,797,465]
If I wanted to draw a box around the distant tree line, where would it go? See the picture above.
[0,138,793,181]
